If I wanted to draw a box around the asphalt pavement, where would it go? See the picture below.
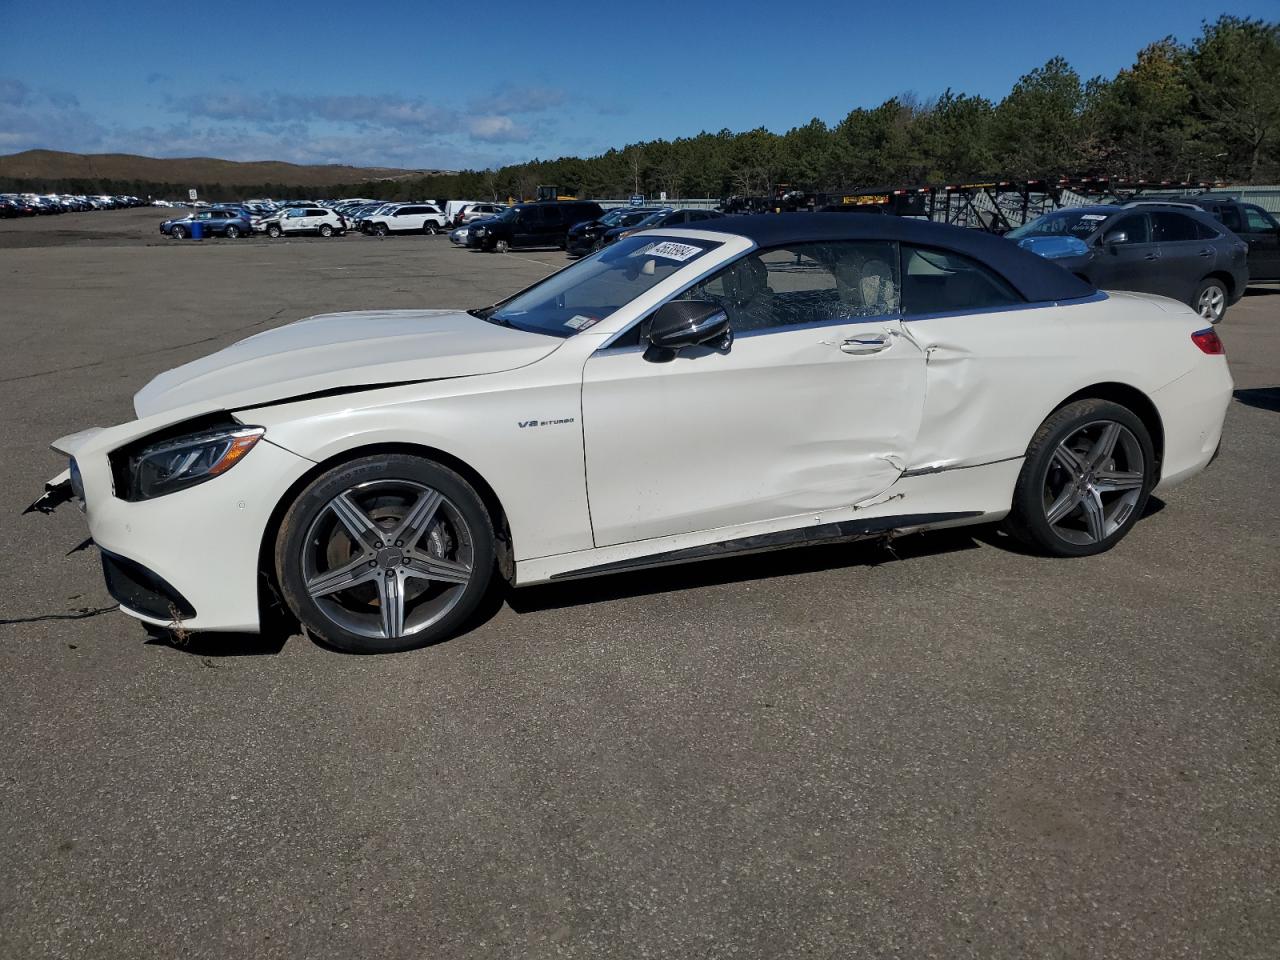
[1,207,1277,959]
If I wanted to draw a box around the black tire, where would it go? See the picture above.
[275,454,496,654]
[1003,398,1155,557]
[225,225,240,238]
[172,225,187,239]
[267,224,282,239]
[319,223,333,237]
[1193,277,1228,324]
[424,222,438,235]
[374,223,389,237]
[494,239,509,254]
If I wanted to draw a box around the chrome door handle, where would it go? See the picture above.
[1144,253,1159,260]
[840,334,890,355]
[1198,249,1214,257]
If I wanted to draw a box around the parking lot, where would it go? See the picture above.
[1,206,1277,958]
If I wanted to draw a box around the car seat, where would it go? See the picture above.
[721,257,776,332]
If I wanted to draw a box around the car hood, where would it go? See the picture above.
[133,309,562,419]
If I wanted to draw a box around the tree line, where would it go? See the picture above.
[5,15,1275,204]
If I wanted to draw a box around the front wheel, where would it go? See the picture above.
[275,455,496,654]
[319,224,333,237]
[494,239,509,254]
[267,224,282,239]
[374,223,389,237]
[1194,277,1228,324]
[172,225,187,239]
[1003,398,1154,557]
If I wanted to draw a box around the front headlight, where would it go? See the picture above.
[122,426,264,501]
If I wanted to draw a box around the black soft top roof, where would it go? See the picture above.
[693,213,1095,303]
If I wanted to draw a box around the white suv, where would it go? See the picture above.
[364,203,448,236]
[264,207,346,238]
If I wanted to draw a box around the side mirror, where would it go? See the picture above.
[1103,230,1127,253]
[643,301,733,363]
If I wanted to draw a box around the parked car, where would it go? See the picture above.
[1006,202,1249,323]
[363,203,449,236]
[1180,195,1280,285]
[32,214,1230,654]
[565,207,663,256]
[598,208,725,248]
[454,202,507,225]
[471,200,605,252]
[262,207,346,238]
[160,208,253,239]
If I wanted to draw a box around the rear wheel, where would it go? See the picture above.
[225,225,240,238]
[275,455,495,653]
[1194,277,1228,324]
[424,222,439,235]
[319,223,333,237]
[1004,399,1154,557]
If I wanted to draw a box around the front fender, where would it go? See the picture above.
[243,380,593,561]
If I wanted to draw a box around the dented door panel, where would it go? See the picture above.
[582,319,926,547]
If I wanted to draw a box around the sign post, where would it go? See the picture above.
[188,188,197,204]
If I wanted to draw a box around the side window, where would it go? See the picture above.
[541,206,563,223]
[1107,214,1151,245]
[1219,206,1243,232]
[1194,219,1221,241]
[901,246,1022,316]
[1152,212,1200,243]
[677,240,900,334]
[1244,205,1278,232]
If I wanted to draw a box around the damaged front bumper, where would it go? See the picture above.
[25,468,74,515]
[25,421,315,633]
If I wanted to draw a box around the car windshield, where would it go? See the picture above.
[1007,210,1112,240]
[631,211,671,229]
[598,209,632,225]
[475,234,722,338]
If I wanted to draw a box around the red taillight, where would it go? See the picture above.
[1192,328,1225,355]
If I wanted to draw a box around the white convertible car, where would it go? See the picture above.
[31,215,1232,653]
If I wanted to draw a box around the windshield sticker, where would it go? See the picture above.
[565,314,600,330]
[629,240,701,262]
[1080,214,1108,220]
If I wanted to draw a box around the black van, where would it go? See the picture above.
[471,200,605,252]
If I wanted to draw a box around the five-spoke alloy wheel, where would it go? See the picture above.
[1194,278,1227,324]
[276,455,495,653]
[1005,399,1155,557]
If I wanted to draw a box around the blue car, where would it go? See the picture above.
[160,208,253,239]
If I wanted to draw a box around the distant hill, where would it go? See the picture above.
[0,150,450,187]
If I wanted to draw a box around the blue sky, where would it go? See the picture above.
[1,0,1273,171]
